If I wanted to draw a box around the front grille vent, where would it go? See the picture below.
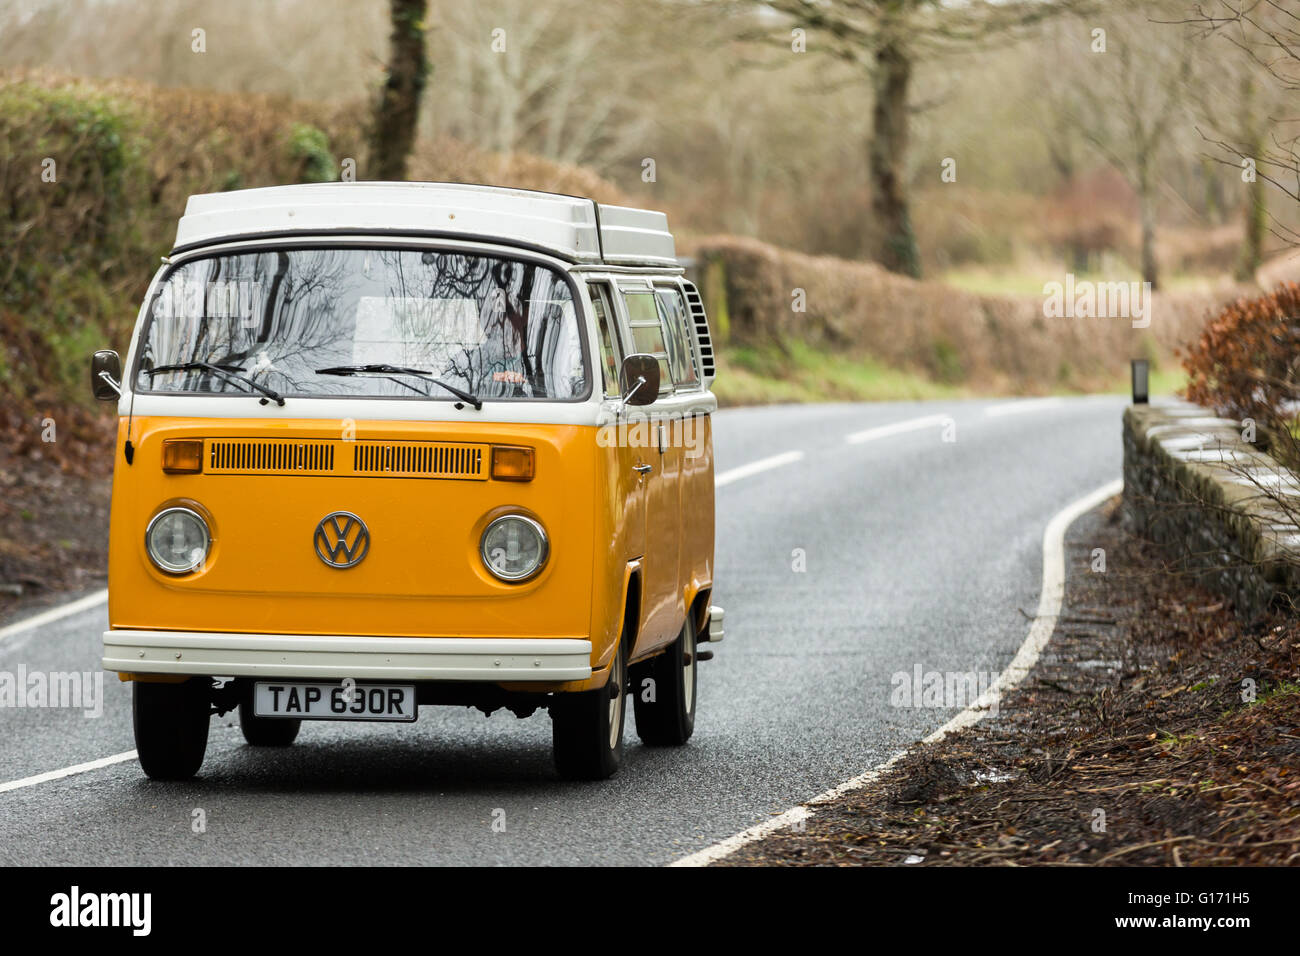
[204,439,488,479]
[353,442,487,479]
[208,440,335,474]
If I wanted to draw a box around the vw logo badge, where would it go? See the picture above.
[314,511,370,568]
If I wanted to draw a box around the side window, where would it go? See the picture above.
[588,282,622,398]
[655,286,699,389]
[621,290,672,394]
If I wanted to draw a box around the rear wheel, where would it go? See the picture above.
[133,679,211,780]
[238,683,301,746]
[551,641,627,780]
[632,620,697,745]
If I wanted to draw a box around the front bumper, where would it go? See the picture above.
[103,630,593,682]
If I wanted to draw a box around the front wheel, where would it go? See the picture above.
[133,679,211,780]
[551,642,627,780]
[632,621,697,746]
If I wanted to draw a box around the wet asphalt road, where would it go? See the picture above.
[0,396,1126,865]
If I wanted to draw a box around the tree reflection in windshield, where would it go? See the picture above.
[135,246,587,401]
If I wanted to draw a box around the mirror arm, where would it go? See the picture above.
[96,370,122,397]
[616,375,646,416]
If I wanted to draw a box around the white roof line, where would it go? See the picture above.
[172,182,678,267]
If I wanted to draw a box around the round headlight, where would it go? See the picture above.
[145,507,210,574]
[480,514,548,582]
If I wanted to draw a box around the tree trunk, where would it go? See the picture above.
[369,0,430,182]
[1200,157,1225,225]
[1137,161,1159,290]
[869,38,920,278]
[1238,171,1266,282]
[1236,77,1265,282]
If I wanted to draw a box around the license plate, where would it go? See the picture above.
[252,682,417,722]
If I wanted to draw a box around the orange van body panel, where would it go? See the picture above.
[108,412,713,692]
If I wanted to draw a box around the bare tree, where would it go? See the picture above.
[1059,1,1196,290]
[754,0,1076,278]
[1236,70,1270,278]
[1178,0,1299,268]
[428,0,670,170]
[369,0,430,181]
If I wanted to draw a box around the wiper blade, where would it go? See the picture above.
[145,362,246,374]
[315,364,483,410]
[144,361,285,406]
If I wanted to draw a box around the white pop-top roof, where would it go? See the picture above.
[172,181,678,267]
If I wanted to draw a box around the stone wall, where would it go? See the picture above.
[1123,401,1300,620]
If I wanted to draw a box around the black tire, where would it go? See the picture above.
[133,679,211,780]
[632,621,697,746]
[238,683,301,746]
[551,641,627,780]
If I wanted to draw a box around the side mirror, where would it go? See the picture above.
[618,353,660,407]
[91,350,123,402]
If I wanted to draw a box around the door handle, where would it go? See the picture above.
[633,463,653,475]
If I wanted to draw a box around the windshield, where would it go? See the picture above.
[133,246,588,401]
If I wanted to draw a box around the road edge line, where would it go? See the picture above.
[0,750,138,795]
[668,476,1123,867]
[0,589,108,643]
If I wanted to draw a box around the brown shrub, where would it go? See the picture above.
[1182,282,1300,426]
[687,234,1241,393]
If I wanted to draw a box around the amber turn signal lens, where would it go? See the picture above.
[491,445,534,481]
[161,439,204,474]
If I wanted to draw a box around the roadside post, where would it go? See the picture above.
[1131,359,1149,404]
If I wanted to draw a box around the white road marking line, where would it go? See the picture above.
[714,450,805,488]
[984,397,1065,418]
[670,476,1123,867]
[844,413,952,445]
[0,750,138,795]
[0,589,107,643]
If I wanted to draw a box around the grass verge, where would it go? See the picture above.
[711,340,1188,405]
[711,342,969,406]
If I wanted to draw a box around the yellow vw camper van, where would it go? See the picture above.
[91,182,722,780]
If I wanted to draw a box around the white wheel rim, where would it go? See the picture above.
[608,654,623,750]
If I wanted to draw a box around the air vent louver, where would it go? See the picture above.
[203,439,488,479]
[209,440,334,474]
[352,442,486,479]
[682,280,715,385]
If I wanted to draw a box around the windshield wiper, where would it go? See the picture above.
[315,364,483,410]
[144,362,285,406]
